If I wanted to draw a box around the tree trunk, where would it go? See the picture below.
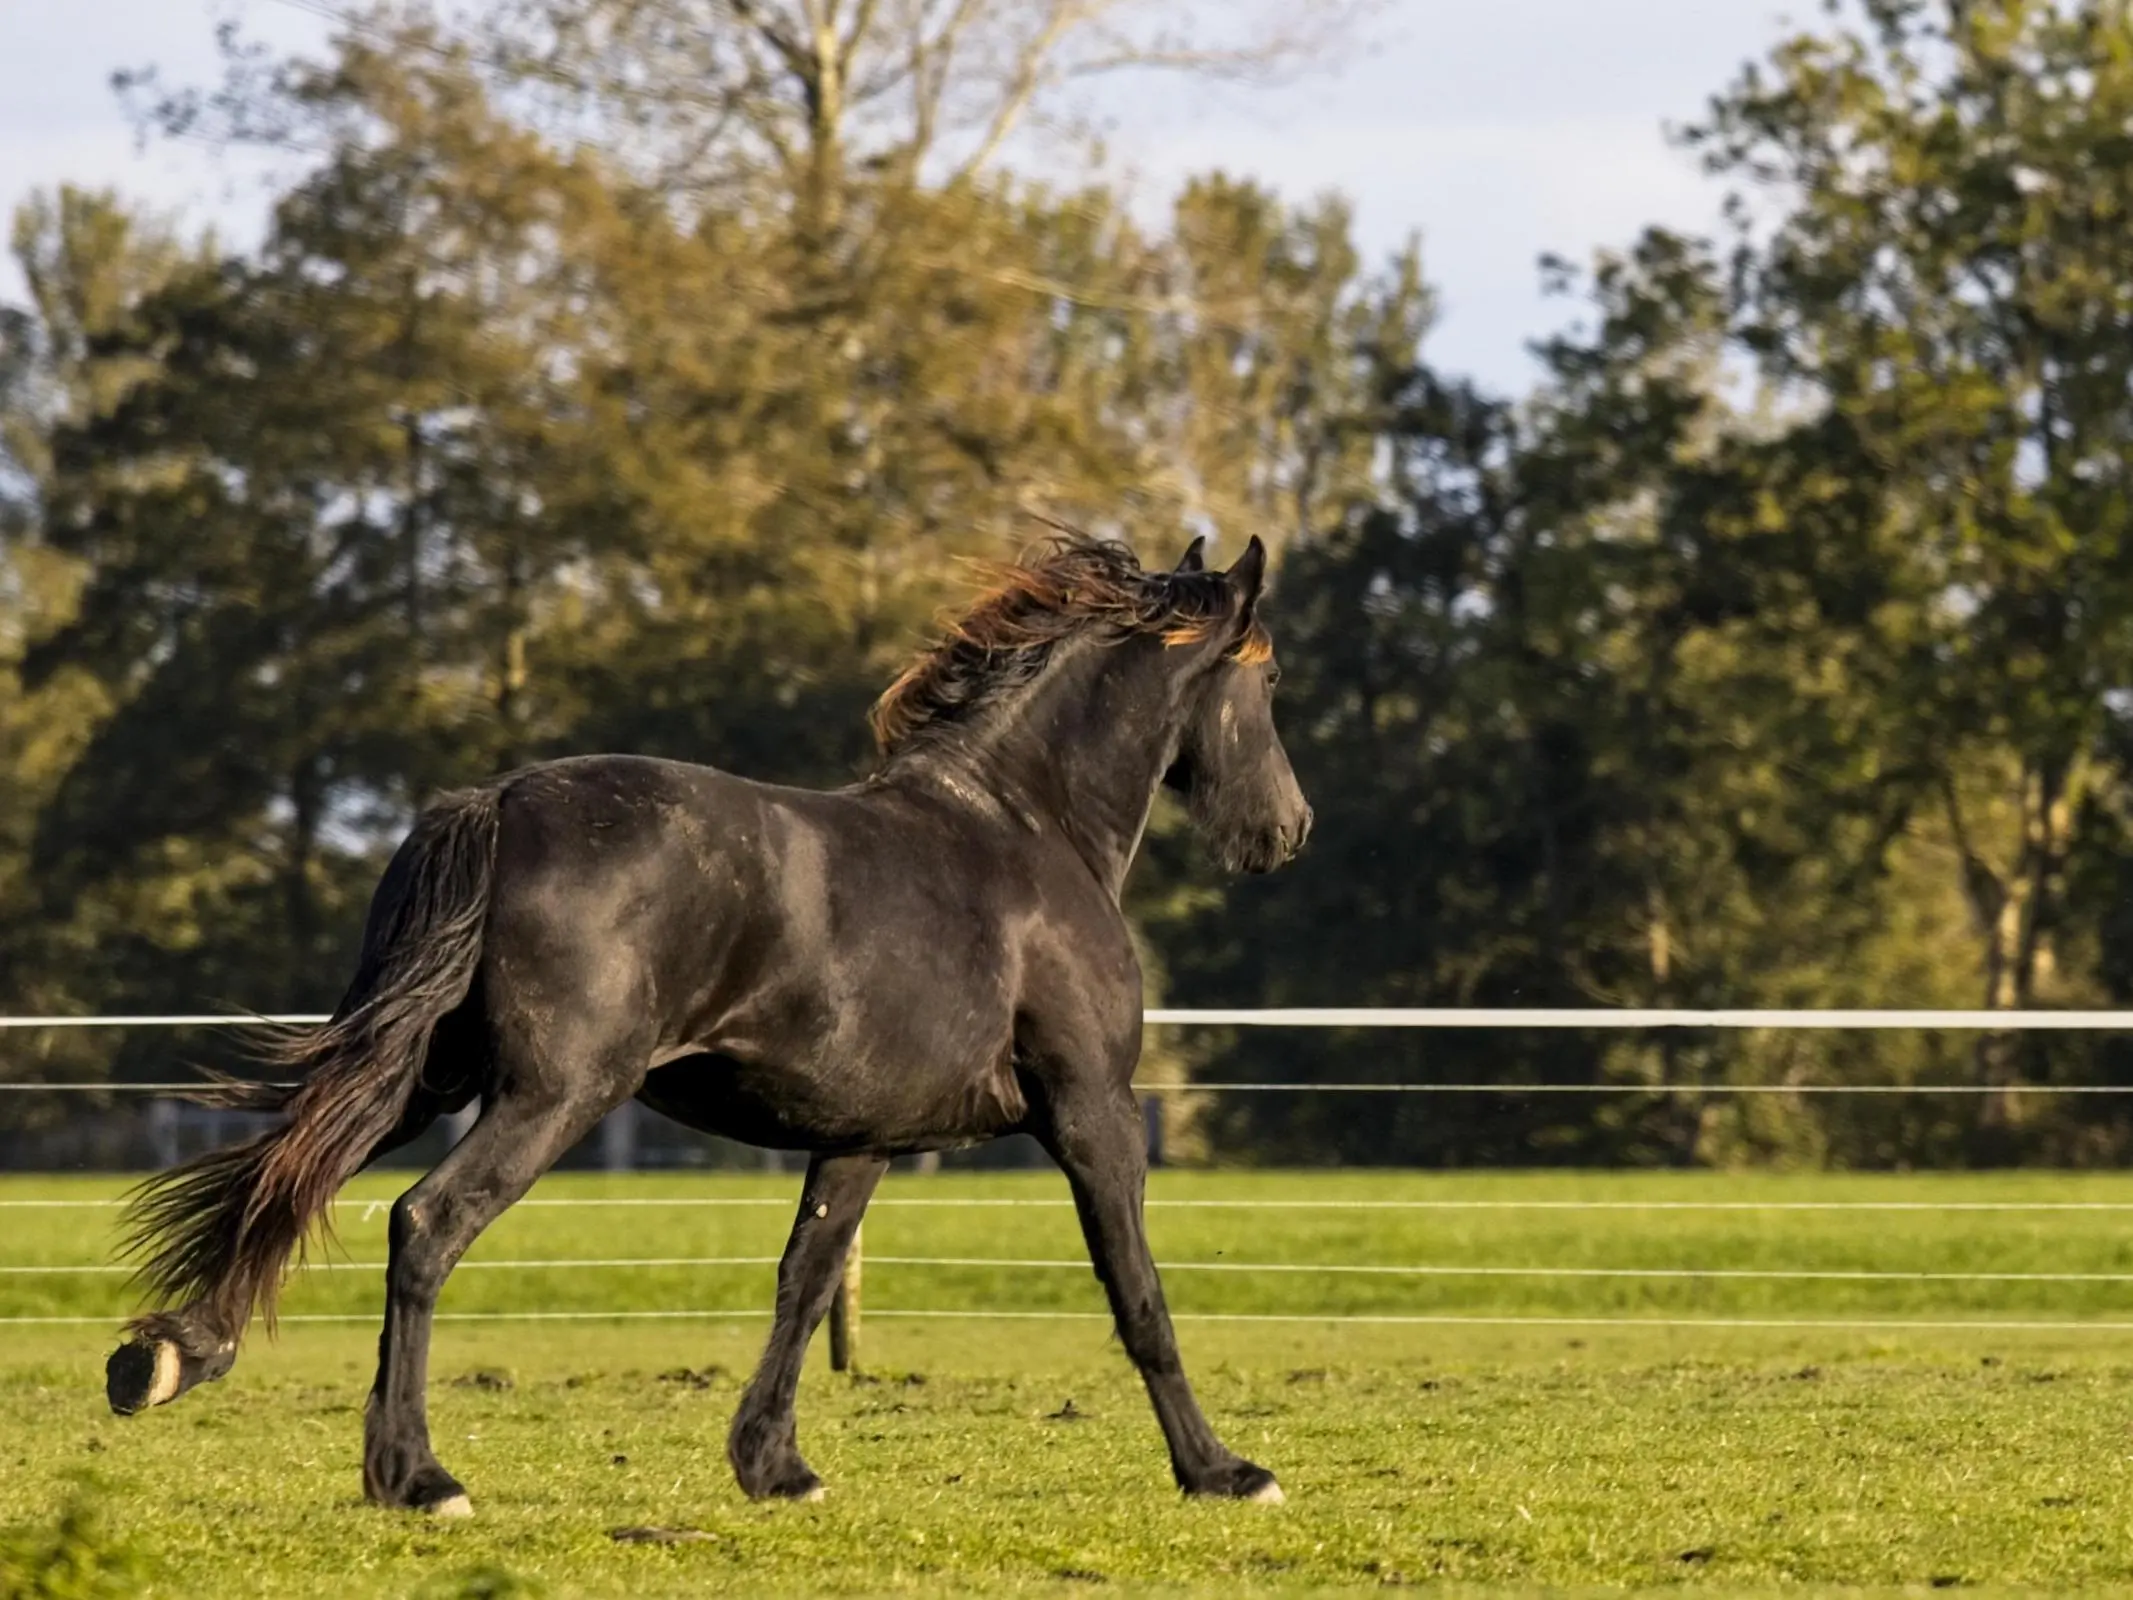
[285,758,323,970]
[495,550,530,770]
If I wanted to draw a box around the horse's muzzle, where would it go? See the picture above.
[1276,805,1314,866]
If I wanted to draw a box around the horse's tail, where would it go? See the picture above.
[118,787,502,1351]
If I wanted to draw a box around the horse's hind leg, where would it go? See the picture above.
[364,1041,636,1515]
[729,1153,887,1499]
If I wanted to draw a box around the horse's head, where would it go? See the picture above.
[1163,536,1312,875]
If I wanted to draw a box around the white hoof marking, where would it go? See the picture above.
[145,1341,183,1408]
[1247,1480,1286,1505]
[801,1485,826,1503]
[428,1494,475,1519]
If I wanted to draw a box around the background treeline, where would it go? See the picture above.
[5,0,2133,1168]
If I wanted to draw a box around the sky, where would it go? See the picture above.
[0,0,1806,394]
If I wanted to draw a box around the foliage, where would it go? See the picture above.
[0,1478,147,1600]
[7,0,2133,1167]
[1150,0,2133,1166]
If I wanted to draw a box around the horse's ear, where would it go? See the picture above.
[1174,536,1207,574]
[1226,535,1267,615]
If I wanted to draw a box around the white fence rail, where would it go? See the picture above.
[6,1007,2133,1029]
[10,1009,2133,1356]
[5,1008,2133,1094]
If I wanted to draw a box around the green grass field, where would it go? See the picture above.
[11,1167,2133,1596]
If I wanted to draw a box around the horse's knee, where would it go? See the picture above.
[106,1306,237,1416]
[386,1195,450,1305]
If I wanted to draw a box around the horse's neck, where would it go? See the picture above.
[932,643,1182,898]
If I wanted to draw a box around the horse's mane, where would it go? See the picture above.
[870,534,1272,758]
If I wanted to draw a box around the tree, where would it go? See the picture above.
[1688,0,2133,1024]
[1677,0,2133,1148]
[1151,0,2133,1167]
[439,0,1372,205]
[0,191,209,1099]
[4,21,1387,1067]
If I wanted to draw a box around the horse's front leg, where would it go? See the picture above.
[729,1152,888,1499]
[1043,1084,1282,1502]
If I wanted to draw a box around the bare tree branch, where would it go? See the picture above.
[951,1,1092,179]
[728,0,816,81]
[234,0,1376,209]
[476,0,1370,195]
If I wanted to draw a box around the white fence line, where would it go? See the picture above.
[14,1254,2133,1284]
[6,1007,2133,1030]
[11,1080,2133,1095]
[8,1007,2132,1095]
[9,1009,2133,1349]
[0,1015,330,1028]
[18,1195,2133,1212]
[1160,1009,2133,1030]
[9,1308,2133,1332]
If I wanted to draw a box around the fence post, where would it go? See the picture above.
[599,1101,637,1171]
[440,1100,477,1151]
[829,1221,861,1373]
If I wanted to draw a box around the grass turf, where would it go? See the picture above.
[7,1168,2133,1595]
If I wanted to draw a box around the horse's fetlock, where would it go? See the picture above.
[363,1428,467,1514]
[727,1403,817,1500]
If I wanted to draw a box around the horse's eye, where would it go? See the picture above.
[1265,665,1282,691]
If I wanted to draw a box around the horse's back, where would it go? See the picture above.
[471,752,1036,1122]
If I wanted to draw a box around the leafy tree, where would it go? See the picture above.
[1683,0,2133,1144]
[2,15,1384,1103]
[1688,0,2133,1018]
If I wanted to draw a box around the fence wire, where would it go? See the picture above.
[10,1009,2133,1339]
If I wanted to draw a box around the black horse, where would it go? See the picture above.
[105,532,1311,1517]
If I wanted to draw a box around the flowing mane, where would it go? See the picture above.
[870,535,1272,757]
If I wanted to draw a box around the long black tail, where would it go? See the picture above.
[119,786,503,1341]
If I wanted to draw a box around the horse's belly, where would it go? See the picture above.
[638,1048,1028,1154]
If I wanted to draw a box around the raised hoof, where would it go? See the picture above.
[106,1319,235,1418]
[105,1338,182,1416]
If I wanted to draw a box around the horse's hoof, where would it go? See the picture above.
[105,1338,181,1416]
[734,1451,825,1501]
[747,1470,823,1502]
[1190,1461,1284,1503]
[425,1493,475,1519]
